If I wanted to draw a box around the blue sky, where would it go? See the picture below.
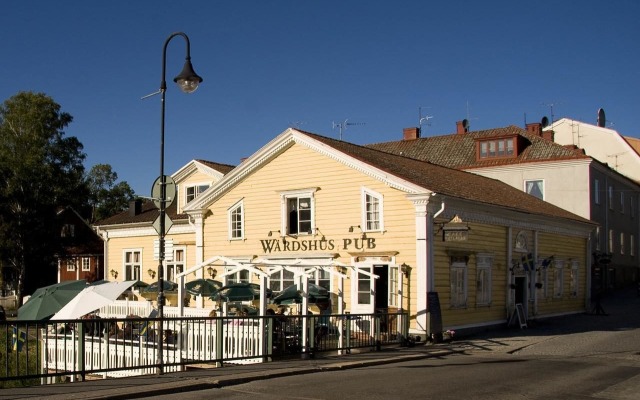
[2,1,638,195]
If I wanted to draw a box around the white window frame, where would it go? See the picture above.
[594,179,600,205]
[228,199,244,240]
[609,229,614,254]
[620,232,625,255]
[269,268,295,294]
[553,260,564,298]
[450,256,468,308]
[166,247,185,282]
[361,187,384,232]
[570,260,579,297]
[66,259,76,272]
[476,254,492,306]
[280,188,317,236]
[608,186,614,210]
[81,257,91,272]
[123,249,142,281]
[185,183,210,204]
[388,265,398,308]
[524,179,544,200]
[225,268,251,285]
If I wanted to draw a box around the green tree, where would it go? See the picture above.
[0,92,87,304]
[86,164,135,222]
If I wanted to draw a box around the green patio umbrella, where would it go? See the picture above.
[142,280,178,293]
[210,283,272,302]
[18,280,89,321]
[273,283,330,305]
[185,279,222,297]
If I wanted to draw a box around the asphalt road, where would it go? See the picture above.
[137,321,640,400]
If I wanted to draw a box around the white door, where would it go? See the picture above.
[351,265,375,314]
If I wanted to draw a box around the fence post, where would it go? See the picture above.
[374,314,381,351]
[215,318,223,367]
[76,322,86,381]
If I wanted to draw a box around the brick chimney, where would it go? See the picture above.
[129,199,142,216]
[403,127,420,140]
[542,129,554,141]
[456,120,469,134]
[526,122,542,136]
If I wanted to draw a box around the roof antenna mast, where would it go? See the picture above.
[418,106,433,135]
[332,119,365,140]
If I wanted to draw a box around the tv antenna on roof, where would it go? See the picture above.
[541,102,561,124]
[332,119,365,140]
[418,106,433,133]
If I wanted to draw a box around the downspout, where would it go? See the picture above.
[96,228,109,281]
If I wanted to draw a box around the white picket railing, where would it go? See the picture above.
[98,300,212,318]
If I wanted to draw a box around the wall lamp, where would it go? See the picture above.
[267,230,280,237]
[110,269,118,279]
[348,225,366,239]
[148,269,156,279]
[207,266,217,278]
[313,227,325,240]
[337,265,348,275]
[400,263,411,278]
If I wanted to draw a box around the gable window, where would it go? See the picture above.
[82,257,91,272]
[362,188,383,231]
[450,256,468,308]
[280,188,317,235]
[476,254,492,306]
[525,180,544,200]
[594,179,600,205]
[166,248,185,282]
[554,260,564,298]
[66,259,76,272]
[124,250,142,281]
[186,184,209,203]
[61,224,75,238]
[228,200,244,240]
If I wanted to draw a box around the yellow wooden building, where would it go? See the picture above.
[95,128,595,338]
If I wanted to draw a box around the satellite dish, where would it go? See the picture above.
[462,119,469,132]
[541,116,549,127]
[597,108,606,127]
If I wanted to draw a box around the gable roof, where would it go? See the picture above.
[185,128,592,226]
[366,125,590,170]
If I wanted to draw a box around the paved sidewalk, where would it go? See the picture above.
[2,286,638,400]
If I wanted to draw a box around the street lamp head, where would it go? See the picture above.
[173,58,203,93]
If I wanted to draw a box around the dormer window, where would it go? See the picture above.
[476,135,522,161]
[186,184,209,203]
[61,224,75,238]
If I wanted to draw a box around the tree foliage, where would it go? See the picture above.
[0,92,87,302]
[86,164,135,222]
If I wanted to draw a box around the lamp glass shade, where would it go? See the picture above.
[173,60,203,93]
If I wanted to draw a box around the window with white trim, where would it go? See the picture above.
[388,265,398,307]
[166,248,185,282]
[525,180,544,200]
[356,267,372,305]
[620,232,625,255]
[553,260,564,298]
[186,184,209,203]
[81,257,91,271]
[124,250,142,281]
[308,268,331,291]
[228,200,244,240]
[225,268,250,285]
[608,186,613,209]
[595,227,601,251]
[450,256,468,308]
[570,260,579,297]
[269,269,295,293]
[476,255,492,306]
[609,229,615,253]
[362,188,383,231]
[66,259,76,272]
[281,188,316,235]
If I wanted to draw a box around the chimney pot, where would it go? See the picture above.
[526,122,543,136]
[403,127,420,140]
[456,120,469,134]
